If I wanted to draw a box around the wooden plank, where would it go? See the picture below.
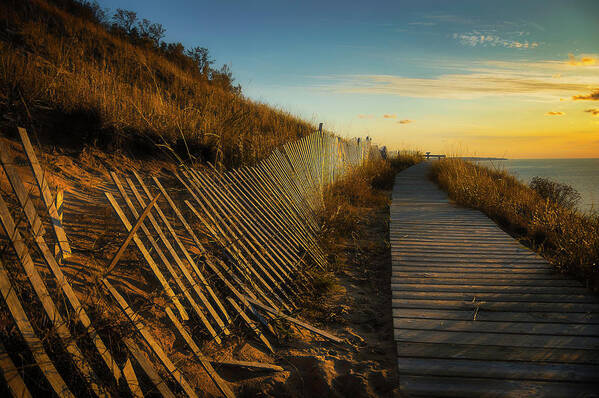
[392,271,564,280]
[183,198,283,312]
[394,329,599,350]
[105,192,190,323]
[392,291,597,304]
[182,170,295,309]
[102,279,198,398]
[17,127,71,258]
[244,296,344,343]
[399,375,598,397]
[0,341,32,398]
[122,358,144,398]
[0,193,106,397]
[392,265,556,274]
[122,337,176,398]
[0,162,123,383]
[0,260,74,398]
[396,357,599,382]
[165,307,235,398]
[392,277,581,287]
[397,342,599,365]
[392,299,599,313]
[210,359,283,372]
[136,174,232,330]
[105,192,161,275]
[394,318,599,336]
[54,187,64,264]
[392,308,599,324]
[226,297,274,353]
[124,177,227,338]
[393,283,588,294]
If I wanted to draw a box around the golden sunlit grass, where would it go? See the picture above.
[320,152,423,259]
[430,158,599,289]
[0,0,314,167]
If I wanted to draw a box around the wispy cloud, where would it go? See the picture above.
[357,114,374,119]
[398,120,413,124]
[585,108,599,116]
[453,32,539,49]
[383,114,396,118]
[314,56,599,100]
[568,54,597,66]
[545,111,565,116]
[573,89,599,101]
[408,21,436,27]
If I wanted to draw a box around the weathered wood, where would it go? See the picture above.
[210,359,284,372]
[392,308,599,324]
[392,291,597,303]
[122,337,176,398]
[124,177,227,338]
[391,162,599,395]
[105,192,161,275]
[136,173,231,330]
[397,342,599,365]
[399,375,598,397]
[392,298,599,312]
[244,296,344,343]
[0,156,122,383]
[102,279,198,398]
[397,357,599,382]
[165,307,235,398]
[0,193,106,397]
[122,358,144,398]
[17,127,71,258]
[394,318,599,336]
[0,341,32,398]
[105,191,190,322]
[54,187,64,264]
[0,259,74,398]
[227,297,274,353]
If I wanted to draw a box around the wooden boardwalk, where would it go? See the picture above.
[391,162,599,397]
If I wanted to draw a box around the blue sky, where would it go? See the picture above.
[96,0,599,157]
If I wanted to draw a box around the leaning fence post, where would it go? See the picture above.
[54,187,64,264]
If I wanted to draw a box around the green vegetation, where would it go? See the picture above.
[0,0,314,167]
[430,159,599,289]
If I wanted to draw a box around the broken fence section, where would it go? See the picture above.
[0,127,378,397]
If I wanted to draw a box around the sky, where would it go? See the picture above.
[97,0,599,158]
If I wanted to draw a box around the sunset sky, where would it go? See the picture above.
[98,0,599,158]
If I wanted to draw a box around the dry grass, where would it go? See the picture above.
[316,153,422,276]
[430,158,599,289]
[0,0,315,167]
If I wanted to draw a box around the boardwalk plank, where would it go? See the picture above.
[390,162,599,396]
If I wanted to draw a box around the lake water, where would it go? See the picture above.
[478,159,599,213]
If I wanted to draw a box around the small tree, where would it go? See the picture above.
[186,46,213,76]
[113,9,137,35]
[138,19,165,45]
[530,177,581,209]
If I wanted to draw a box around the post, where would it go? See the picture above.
[318,123,323,133]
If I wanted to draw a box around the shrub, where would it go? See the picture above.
[530,176,581,209]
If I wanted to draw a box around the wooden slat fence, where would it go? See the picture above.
[0,127,379,397]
